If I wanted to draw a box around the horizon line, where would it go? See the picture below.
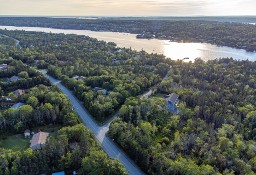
[0,15,256,18]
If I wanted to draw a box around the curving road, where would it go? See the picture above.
[43,73,145,175]
[0,34,21,48]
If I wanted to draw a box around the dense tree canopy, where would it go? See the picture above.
[0,29,171,122]
[0,49,127,175]
[1,24,256,175]
[109,59,256,175]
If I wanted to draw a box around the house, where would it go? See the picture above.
[30,132,49,150]
[69,142,78,150]
[0,64,8,71]
[72,75,86,80]
[112,59,120,64]
[24,129,30,138]
[80,76,86,80]
[117,49,123,53]
[52,171,65,175]
[165,93,179,114]
[14,89,25,97]
[0,96,12,101]
[8,75,20,83]
[11,102,25,109]
[93,87,107,95]
[72,75,79,79]
[134,54,141,59]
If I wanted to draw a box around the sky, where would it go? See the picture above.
[0,0,255,16]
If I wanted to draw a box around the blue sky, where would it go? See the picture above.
[0,0,255,16]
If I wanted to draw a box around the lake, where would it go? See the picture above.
[0,25,256,62]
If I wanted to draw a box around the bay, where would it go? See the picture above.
[0,25,256,62]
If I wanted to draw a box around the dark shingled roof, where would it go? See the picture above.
[166,93,179,104]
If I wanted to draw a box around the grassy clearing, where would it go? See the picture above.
[152,92,168,98]
[0,134,30,151]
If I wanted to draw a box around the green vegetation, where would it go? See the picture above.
[0,52,127,174]
[0,29,170,122]
[0,134,30,151]
[1,23,256,174]
[109,58,256,174]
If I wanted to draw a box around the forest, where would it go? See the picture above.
[0,49,127,174]
[1,27,256,175]
[0,29,171,122]
[0,17,255,51]
[109,58,256,175]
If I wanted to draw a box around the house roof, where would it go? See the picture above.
[0,64,7,69]
[10,76,20,82]
[24,129,30,133]
[93,87,104,91]
[166,93,179,104]
[72,75,79,79]
[11,102,25,109]
[30,132,49,148]
[14,89,25,96]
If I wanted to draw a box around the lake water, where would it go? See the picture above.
[0,25,256,62]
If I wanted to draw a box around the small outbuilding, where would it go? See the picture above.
[24,129,30,138]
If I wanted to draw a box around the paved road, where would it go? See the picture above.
[0,34,21,48]
[44,74,145,175]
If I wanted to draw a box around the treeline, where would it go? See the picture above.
[109,58,256,174]
[0,17,255,51]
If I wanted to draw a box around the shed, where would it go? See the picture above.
[24,129,30,138]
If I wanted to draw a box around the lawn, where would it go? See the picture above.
[152,92,168,98]
[0,125,61,151]
[0,134,30,151]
